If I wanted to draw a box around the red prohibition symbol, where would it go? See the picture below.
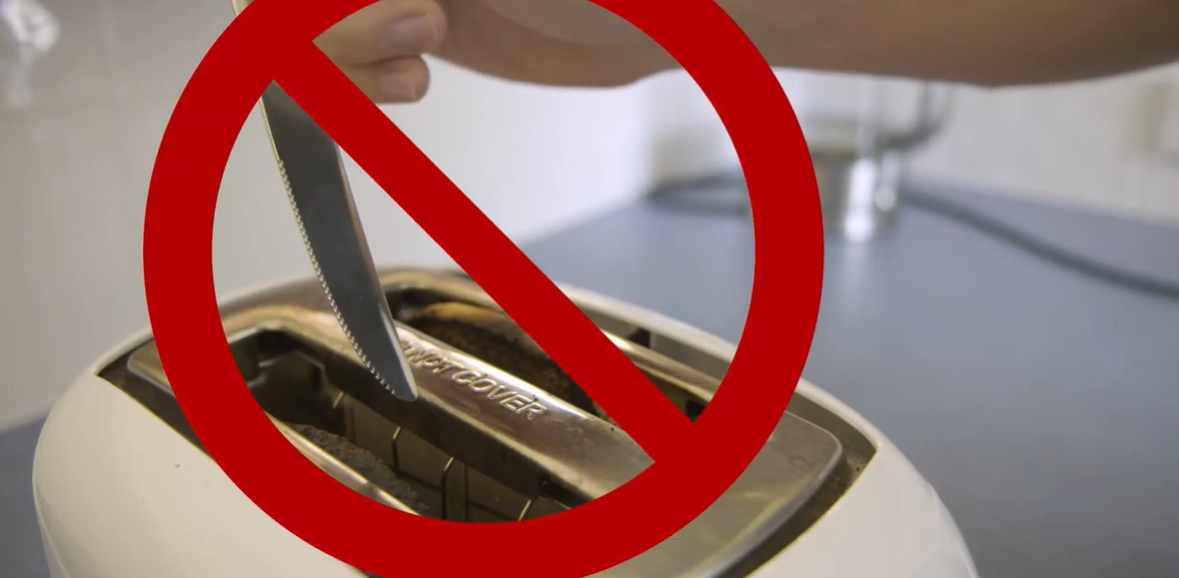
[142,0,824,576]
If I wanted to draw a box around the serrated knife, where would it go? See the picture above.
[230,0,419,402]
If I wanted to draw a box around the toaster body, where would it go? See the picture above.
[32,268,978,578]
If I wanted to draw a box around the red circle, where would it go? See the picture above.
[142,0,823,577]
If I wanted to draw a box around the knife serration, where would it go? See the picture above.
[228,0,417,402]
[256,83,419,402]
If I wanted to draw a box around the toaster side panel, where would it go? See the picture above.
[32,374,367,578]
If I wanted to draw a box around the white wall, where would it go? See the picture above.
[910,64,1179,225]
[6,0,1179,431]
[0,0,655,429]
[645,63,1179,226]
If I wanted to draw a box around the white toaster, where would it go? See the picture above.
[31,268,978,578]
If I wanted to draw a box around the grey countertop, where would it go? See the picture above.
[2,183,1178,578]
[522,184,1179,578]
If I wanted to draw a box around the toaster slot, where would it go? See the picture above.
[382,269,877,473]
[383,273,727,426]
[123,322,656,522]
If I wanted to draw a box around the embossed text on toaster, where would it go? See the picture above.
[399,339,548,420]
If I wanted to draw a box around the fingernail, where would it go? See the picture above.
[379,71,419,101]
[384,15,437,52]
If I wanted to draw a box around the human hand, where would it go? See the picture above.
[314,0,674,103]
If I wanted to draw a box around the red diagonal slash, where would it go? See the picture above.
[273,44,692,460]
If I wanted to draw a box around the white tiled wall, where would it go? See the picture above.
[0,0,656,428]
[646,63,1179,226]
[908,64,1179,226]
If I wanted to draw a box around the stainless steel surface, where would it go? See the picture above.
[96,268,873,578]
[873,83,955,154]
[125,344,421,516]
[230,0,419,402]
[806,83,955,242]
[648,84,954,242]
[812,148,905,242]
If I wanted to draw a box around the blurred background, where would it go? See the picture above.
[3,0,1177,429]
[2,0,1179,577]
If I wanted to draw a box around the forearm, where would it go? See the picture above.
[720,0,1179,86]
[321,0,1179,103]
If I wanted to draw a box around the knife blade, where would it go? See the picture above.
[230,0,419,402]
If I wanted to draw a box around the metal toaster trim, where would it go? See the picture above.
[95,268,876,578]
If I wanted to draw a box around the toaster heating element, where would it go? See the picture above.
[90,268,879,577]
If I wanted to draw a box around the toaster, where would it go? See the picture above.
[31,268,978,578]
